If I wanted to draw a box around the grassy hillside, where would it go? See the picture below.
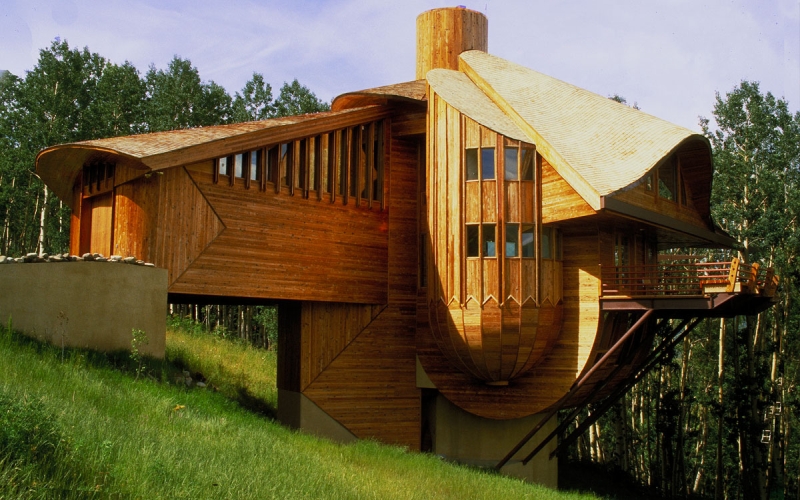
[0,322,600,499]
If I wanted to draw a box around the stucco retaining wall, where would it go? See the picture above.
[0,261,167,358]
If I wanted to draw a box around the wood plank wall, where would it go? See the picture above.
[612,175,708,229]
[541,158,595,224]
[301,135,421,449]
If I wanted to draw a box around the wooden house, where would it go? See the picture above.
[36,7,777,485]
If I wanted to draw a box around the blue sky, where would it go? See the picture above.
[2,0,798,131]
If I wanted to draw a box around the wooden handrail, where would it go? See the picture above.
[599,259,774,298]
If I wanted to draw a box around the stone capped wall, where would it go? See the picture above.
[0,254,167,358]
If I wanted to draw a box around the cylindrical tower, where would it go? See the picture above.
[416,7,488,80]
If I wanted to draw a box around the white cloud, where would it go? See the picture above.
[2,0,795,128]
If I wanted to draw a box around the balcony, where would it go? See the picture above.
[599,258,779,316]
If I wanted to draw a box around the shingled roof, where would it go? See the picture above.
[453,50,710,210]
[37,106,389,201]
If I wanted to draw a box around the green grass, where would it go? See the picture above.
[0,323,601,499]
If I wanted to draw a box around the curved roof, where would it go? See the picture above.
[332,80,427,111]
[37,106,389,201]
[426,69,529,142]
[457,50,711,210]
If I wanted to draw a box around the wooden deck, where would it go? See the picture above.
[599,258,778,316]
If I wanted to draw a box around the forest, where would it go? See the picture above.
[2,41,799,500]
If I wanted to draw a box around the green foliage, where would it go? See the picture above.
[144,56,231,131]
[231,72,274,122]
[130,328,149,381]
[0,319,596,500]
[273,78,330,117]
[0,40,329,256]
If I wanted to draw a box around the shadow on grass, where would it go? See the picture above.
[2,328,278,421]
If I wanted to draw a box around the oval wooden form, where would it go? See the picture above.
[416,7,488,80]
[428,297,563,383]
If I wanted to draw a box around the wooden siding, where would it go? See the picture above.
[612,175,708,229]
[425,91,562,386]
[113,178,156,261]
[299,302,383,390]
[302,136,421,448]
[89,193,112,257]
[417,224,599,419]
[171,160,388,303]
[541,157,595,223]
[147,166,225,287]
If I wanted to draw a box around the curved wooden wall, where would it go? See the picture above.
[424,91,564,387]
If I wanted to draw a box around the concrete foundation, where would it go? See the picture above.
[0,262,167,358]
[423,391,559,487]
[278,389,357,443]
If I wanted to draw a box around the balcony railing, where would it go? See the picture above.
[600,258,778,298]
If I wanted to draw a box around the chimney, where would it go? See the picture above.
[415,7,488,80]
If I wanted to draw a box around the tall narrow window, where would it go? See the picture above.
[250,150,261,182]
[542,227,552,259]
[504,147,518,181]
[295,139,306,192]
[372,121,383,203]
[466,225,480,257]
[234,153,244,178]
[481,148,495,180]
[338,130,347,197]
[466,148,479,180]
[521,225,535,258]
[506,223,519,257]
[280,144,290,187]
[218,156,229,176]
[483,223,496,257]
[350,126,360,198]
[658,155,677,201]
[520,147,535,181]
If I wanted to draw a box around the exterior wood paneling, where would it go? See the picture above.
[303,136,421,448]
[416,224,597,419]
[113,178,156,261]
[612,181,707,229]
[89,193,113,257]
[149,166,225,288]
[541,157,595,223]
[151,150,390,303]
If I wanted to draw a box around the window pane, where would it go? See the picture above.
[250,150,260,181]
[522,225,535,258]
[373,122,383,202]
[520,147,535,181]
[481,148,495,180]
[658,156,676,201]
[466,148,478,180]
[542,227,552,259]
[218,157,228,176]
[504,148,518,181]
[466,225,480,257]
[280,144,289,186]
[234,154,244,178]
[483,223,496,257]
[295,140,305,189]
[506,223,519,257]
[350,127,359,197]
[338,131,347,196]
